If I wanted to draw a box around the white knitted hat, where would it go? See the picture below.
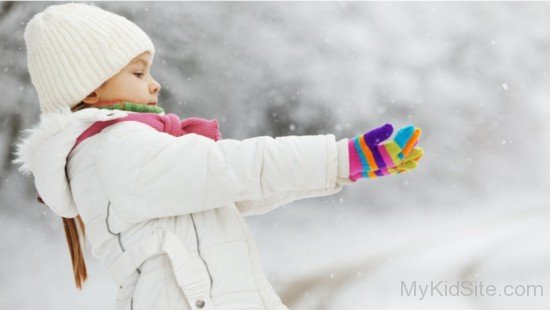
[24,2,155,114]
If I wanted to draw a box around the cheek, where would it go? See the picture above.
[101,73,146,99]
[113,78,139,94]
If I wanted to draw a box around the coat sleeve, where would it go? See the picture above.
[94,121,351,223]
[234,137,354,217]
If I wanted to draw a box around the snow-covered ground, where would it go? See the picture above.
[1,187,548,310]
[250,190,550,310]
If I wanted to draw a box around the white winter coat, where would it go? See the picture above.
[13,108,352,310]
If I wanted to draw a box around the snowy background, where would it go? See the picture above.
[1,1,550,309]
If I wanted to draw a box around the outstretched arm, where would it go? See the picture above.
[93,121,349,223]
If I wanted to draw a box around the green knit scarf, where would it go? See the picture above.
[95,101,165,114]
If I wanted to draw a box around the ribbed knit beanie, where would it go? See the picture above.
[24,2,155,114]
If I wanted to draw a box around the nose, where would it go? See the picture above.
[150,80,161,95]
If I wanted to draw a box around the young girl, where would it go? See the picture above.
[13,3,423,310]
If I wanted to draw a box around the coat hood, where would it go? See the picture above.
[12,108,132,218]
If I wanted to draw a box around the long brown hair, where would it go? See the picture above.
[37,194,88,289]
[37,101,89,290]
[62,215,88,289]
[71,101,90,112]
[58,100,90,289]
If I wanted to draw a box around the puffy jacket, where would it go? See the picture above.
[13,108,353,310]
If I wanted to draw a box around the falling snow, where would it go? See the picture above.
[1,2,550,310]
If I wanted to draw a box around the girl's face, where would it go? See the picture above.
[82,51,161,106]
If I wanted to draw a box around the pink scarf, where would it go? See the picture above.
[73,112,222,151]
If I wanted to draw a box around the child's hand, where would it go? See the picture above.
[350,144,424,180]
[348,124,423,181]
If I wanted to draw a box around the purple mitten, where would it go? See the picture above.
[348,124,394,181]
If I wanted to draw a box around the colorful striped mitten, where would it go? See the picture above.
[349,144,423,180]
[348,124,423,182]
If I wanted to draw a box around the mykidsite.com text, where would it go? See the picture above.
[401,280,544,300]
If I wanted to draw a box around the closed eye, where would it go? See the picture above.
[134,72,144,78]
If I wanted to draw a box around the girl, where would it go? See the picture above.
[13,3,423,310]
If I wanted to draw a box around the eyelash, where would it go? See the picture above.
[134,72,144,78]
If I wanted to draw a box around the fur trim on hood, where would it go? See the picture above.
[12,108,131,218]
